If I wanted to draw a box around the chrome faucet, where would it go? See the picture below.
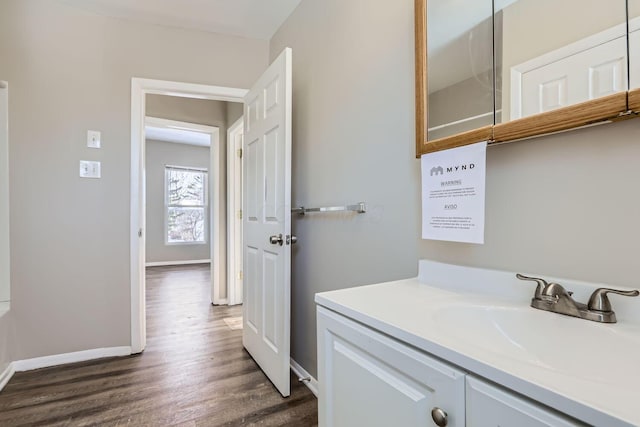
[516,274,639,323]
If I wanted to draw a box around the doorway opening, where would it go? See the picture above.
[144,115,218,273]
[130,78,247,353]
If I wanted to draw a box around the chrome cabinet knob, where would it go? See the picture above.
[431,407,448,426]
[269,234,284,246]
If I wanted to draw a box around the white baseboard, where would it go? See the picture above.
[12,346,132,372]
[145,259,211,267]
[0,362,15,391]
[290,358,318,397]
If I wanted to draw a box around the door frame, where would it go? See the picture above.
[130,78,247,353]
[144,116,219,277]
[226,117,244,306]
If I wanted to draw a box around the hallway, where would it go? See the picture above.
[0,264,317,426]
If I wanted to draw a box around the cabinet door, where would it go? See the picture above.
[513,36,627,120]
[317,306,465,427]
[466,376,586,427]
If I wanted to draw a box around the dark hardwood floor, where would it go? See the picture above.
[0,264,317,426]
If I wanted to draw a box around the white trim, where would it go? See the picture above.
[131,78,247,353]
[12,346,132,372]
[145,259,211,267]
[510,21,627,120]
[290,358,318,397]
[146,117,217,147]
[0,363,14,391]
[427,110,501,132]
[164,164,210,246]
[131,78,146,354]
[165,164,208,173]
[209,127,223,305]
[146,116,220,135]
[226,117,244,306]
[213,299,228,306]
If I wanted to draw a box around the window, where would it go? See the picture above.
[165,166,208,244]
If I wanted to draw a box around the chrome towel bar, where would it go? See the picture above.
[292,202,366,215]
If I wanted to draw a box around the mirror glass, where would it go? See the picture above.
[495,0,628,123]
[427,0,494,141]
[631,0,640,92]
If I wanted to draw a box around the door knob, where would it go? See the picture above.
[431,407,448,426]
[286,235,298,245]
[269,234,284,246]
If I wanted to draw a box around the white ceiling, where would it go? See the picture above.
[60,0,303,40]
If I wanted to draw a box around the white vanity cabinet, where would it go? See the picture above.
[317,306,465,427]
[315,262,639,427]
[465,377,585,427]
[317,305,587,427]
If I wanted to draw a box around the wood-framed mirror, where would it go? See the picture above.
[415,0,635,158]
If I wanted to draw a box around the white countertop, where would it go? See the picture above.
[315,260,640,427]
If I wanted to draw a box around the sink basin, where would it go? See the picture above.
[317,261,640,426]
[435,304,640,385]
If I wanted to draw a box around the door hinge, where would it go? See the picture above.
[239,271,243,280]
[237,148,243,158]
[238,209,243,219]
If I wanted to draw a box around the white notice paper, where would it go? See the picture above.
[421,141,487,244]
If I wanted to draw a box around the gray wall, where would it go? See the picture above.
[273,0,640,381]
[2,0,637,384]
[226,102,244,126]
[420,119,640,289]
[147,95,231,128]
[145,140,211,263]
[0,0,268,360]
[270,0,420,377]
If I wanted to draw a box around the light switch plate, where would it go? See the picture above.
[87,130,101,149]
[80,160,101,178]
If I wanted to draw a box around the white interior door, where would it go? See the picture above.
[511,26,628,120]
[242,47,292,397]
[519,37,626,118]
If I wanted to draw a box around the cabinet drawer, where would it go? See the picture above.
[317,306,465,427]
[466,376,587,427]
